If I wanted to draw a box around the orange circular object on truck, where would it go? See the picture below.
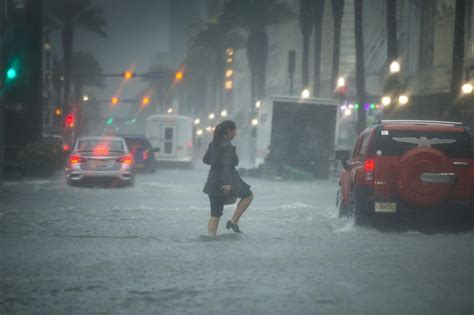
[393,147,454,208]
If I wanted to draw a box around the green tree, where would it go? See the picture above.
[299,0,313,88]
[69,52,104,102]
[44,0,107,112]
[312,0,325,96]
[331,0,344,92]
[68,52,103,136]
[354,0,366,133]
[223,0,293,107]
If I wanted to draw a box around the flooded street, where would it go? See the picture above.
[1,168,472,314]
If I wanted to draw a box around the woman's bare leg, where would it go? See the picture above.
[208,216,220,236]
[230,195,254,224]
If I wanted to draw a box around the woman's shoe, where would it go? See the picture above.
[226,220,242,233]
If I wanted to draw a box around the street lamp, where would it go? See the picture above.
[251,118,258,126]
[398,94,409,105]
[462,82,473,94]
[255,100,261,109]
[301,88,310,99]
[381,96,392,106]
[337,77,346,88]
[209,113,215,120]
[82,95,89,102]
[221,110,228,117]
[194,118,201,125]
[167,108,173,114]
[389,61,401,74]
[196,129,203,136]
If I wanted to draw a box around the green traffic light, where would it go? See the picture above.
[6,68,17,80]
[106,118,114,125]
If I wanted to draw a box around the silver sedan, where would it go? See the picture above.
[65,136,135,186]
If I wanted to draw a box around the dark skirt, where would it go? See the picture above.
[203,166,252,199]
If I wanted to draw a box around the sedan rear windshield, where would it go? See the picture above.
[376,130,472,159]
[77,140,125,152]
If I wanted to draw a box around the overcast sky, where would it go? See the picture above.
[51,0,171,101]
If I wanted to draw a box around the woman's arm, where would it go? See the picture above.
[221,145,235,188]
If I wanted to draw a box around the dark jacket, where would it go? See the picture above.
[202,139,251,198]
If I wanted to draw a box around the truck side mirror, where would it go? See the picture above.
[335,150,351,171]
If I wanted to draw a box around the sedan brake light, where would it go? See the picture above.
[117,154,134,164]
[69,155,86,164]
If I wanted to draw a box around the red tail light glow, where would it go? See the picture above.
[63,144,70,151]
[143,150,149,161]
[69,155,86,164]
[117,154,133,164]
[364,158,375,172]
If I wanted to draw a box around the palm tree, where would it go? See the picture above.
[450,0,467,118]
[69,52,104,102]
[312,0,325,96]
[223,0,293,108]
[354,0,366,133]
[299,0,313,88]
[68,52,104,136]
[44,0,106,112]
[331,0,344,92]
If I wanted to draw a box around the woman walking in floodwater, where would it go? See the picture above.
[203,120,254,236]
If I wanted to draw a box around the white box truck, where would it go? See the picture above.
[145,115,194,167]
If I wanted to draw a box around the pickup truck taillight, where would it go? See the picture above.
[364,157,375,183]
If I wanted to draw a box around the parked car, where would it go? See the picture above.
[65,136,134,187]
[118,134,156,172]
[336,120,473,225]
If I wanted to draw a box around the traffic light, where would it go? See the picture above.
[175,70,184,82]
[65,114,75,128]
[122,71,136,80]
[141,96,150,106]
[111,96,119,105]
[106,117,114,125]
[6,64,18,80]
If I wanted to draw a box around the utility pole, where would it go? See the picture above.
[0,0,6,188]
[3,0,43,147]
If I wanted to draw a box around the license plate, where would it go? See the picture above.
[92,160,108,167]
[375,202,396,213]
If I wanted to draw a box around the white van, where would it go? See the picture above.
[145,115,194,166]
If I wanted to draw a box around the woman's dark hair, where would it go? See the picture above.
[212,120,236,146]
